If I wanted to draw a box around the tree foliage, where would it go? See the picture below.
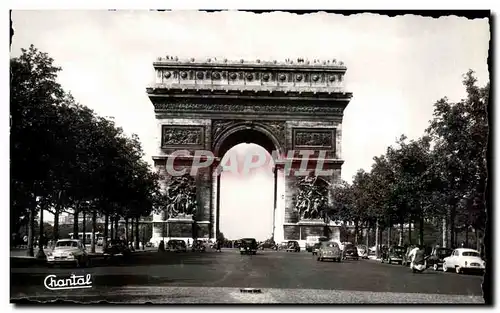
[11,45,162,245]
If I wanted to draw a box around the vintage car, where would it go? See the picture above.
[343,244,359,260]
[103,239,132,258]
[191,240,206,252]
[239,238,258,255]
[311,243,322,255]
[356,245,369,259]
[46,239,90,267]
[442,248,485,274]
[425,247,453,271]
[167,240,188,252]
[317,241,342,262]
[381,245,406,265]
[286,240,301,252]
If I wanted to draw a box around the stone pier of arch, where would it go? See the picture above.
[146,56,352,247]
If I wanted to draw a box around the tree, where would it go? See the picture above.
[426,70,489,249]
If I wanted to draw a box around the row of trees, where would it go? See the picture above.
[11,45,165,257]
[328,70,488,253]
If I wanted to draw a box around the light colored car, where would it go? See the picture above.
[442,248,485,274]
[47,239,90,267]
[357,245,369,259]
[317,241,342,262]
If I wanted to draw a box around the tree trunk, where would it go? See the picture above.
[125,218,129,242]
[73,204,79,238]
[408,217,412,244]
[53,208,59,242]
[114,217,119,239]
[82,211,86,246]
[104,214,109,242]
[450,205,456,249]
[387,226,392,247]
[354,221,359,245]
[399,222,403,246]
[465,226,469,247]
[419,216,424,246]
[27,204,36,257]
[442,217,447,248]
[375,219,380,258]
[365,226,370,248]
[110,216,114,239]
[91,210,97,253]
[135,217,140,250]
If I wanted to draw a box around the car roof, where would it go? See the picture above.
[57,239,79,242]
[455,248,479,252]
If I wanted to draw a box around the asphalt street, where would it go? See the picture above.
[10,248,485,304]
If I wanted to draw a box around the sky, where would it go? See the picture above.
[10,11,490,241]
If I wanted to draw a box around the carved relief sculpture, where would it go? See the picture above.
[162,126,203,147]
[164,174,197,219]
[294,129,335,148]
[294,174,329,220]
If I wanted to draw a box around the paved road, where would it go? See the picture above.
[10,248,485,303]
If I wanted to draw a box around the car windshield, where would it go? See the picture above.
[322,242,338,248]
[462,251,480,257]
[437,249,452,256]
[56,241,78,247]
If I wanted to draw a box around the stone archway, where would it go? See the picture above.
[146,56,352,246]
[211,123,284,243]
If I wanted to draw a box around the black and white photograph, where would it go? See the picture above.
[8,8,491,305]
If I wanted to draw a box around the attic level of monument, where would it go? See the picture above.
[147,56,353,104]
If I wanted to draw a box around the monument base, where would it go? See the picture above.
[150,218,212,246]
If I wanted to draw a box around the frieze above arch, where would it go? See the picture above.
[153,101,345,115]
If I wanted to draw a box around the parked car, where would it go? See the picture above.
[104,239,132,258]
[317,241,342,262]
[46,239,90,267]
[239,238,258,255]
[343,244,359,260]
[96,237,104,246]
[357,245,369,259]
[312,243,322,255]
[381,245,405,265]
[146,242,153,248]
[442,248,485,274]
[286,241,300,252]
[425,247,453,271]
[167,240,187,252]
[191,240,206,252]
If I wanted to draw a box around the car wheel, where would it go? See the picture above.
[455,266,462,274]
[338,258,342,262]
[433,264,438,271]
[442,262,449,272]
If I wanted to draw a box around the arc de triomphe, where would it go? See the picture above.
[146,57,352,245]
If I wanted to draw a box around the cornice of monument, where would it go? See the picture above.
[147,55,352,99]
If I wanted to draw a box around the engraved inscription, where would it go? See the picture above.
[162,126,204,147]
[294,129,335,148]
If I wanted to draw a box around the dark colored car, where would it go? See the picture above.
[191,240,206,252]
[426,247,453,271]
[312,243,322,255]
[239,238,258,255]
[167,240,187,252]
[103,239,131,258]
[258,241,277,250]
[381,245,406,264]
[286,241,300,252]
[343,244,359,260]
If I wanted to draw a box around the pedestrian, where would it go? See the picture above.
[216,240,222,252]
